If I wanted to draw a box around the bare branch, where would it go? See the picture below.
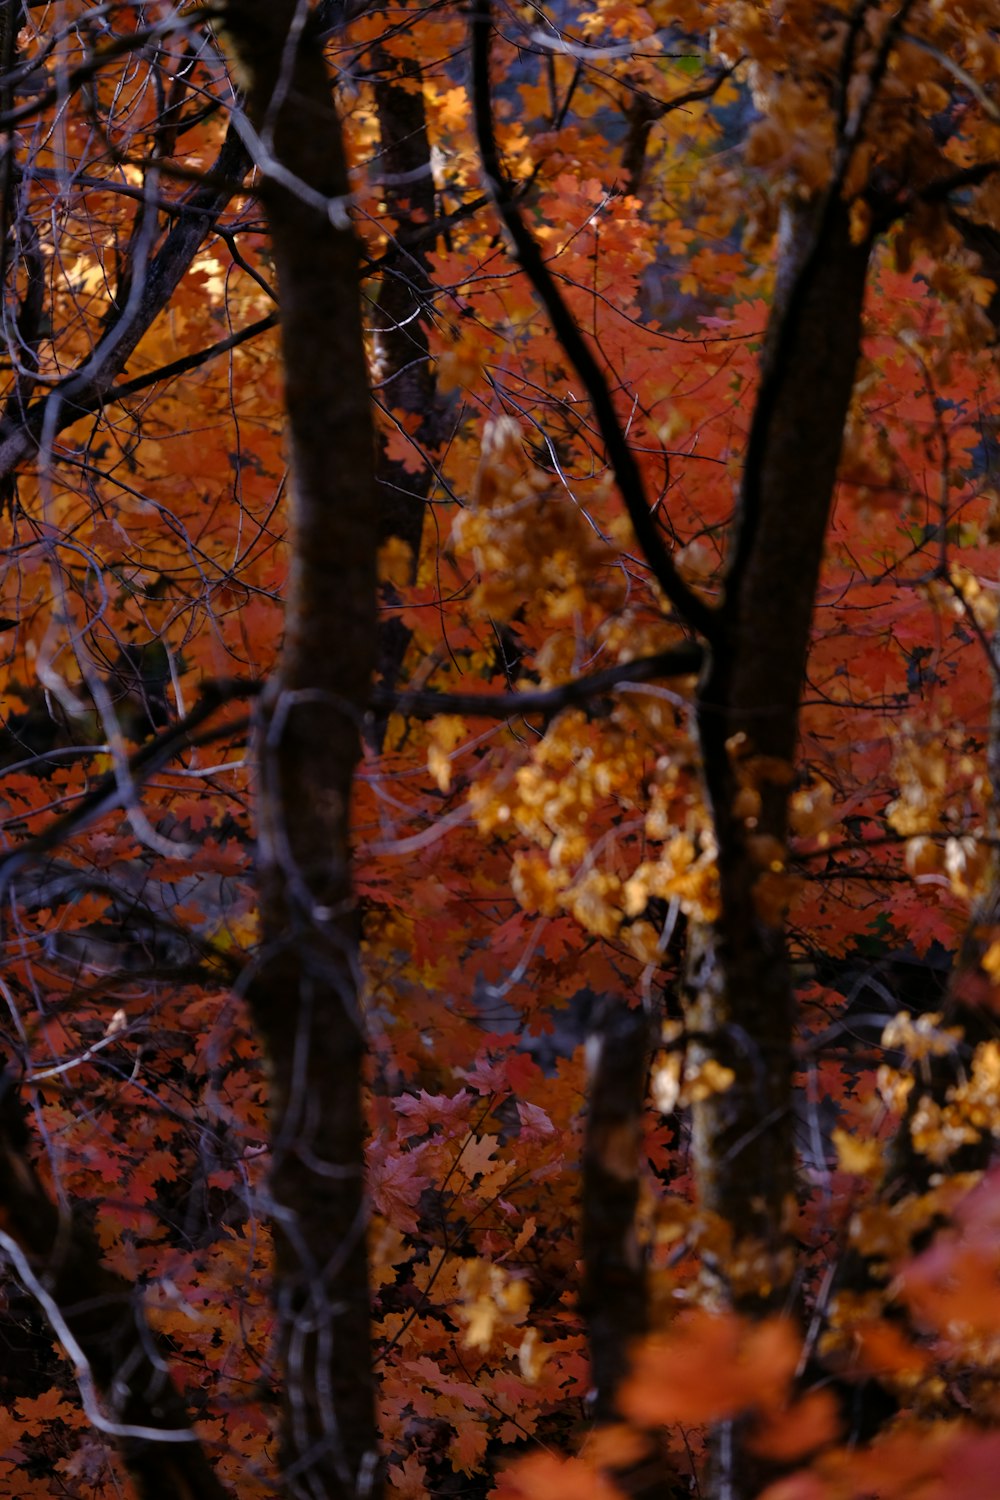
[0,124,250,488]
[0,679,258,893]
[0,1065,230,1499]
[374,641,704,722]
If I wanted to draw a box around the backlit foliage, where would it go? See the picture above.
[3,0,1000,1496]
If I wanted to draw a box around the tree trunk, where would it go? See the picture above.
[581,998,652,1421]
[220,5,381,1497]
[687,196,872,1490]
[370,41,446,736]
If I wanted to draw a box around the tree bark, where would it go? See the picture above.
[369,41,446,736]
[220,5,381,1497]
[581,1000,683,1500]
[687,195,872,1491]
[688,198,872,1275]
[581,998,652,1421]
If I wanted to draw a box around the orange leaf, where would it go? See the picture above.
[620,1311,800,1428]
[495,1452,625,1500]
[748,1389,841,1463]
[15,1389,76,1436]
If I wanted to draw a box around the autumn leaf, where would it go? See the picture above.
[367,1138,432,1234]
[15,1390,77,1436]
[495,1452,625,1500]
[457,1260,530,1350]
[747,1390,840,1463]
[620,1312,800,1428]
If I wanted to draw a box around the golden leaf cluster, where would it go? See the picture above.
[451,416,624,627]
[887,725,949,836]
[457,1260,531,1351]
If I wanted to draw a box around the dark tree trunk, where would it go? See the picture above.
[369,40,448,736]
[687,197,873,1495]
[581,998,652,1421]
[221,5,381,1497]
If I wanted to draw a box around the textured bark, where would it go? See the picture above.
[221,5,380,1498]
[0,1065,229,1500]
[688,199,873,1285]
[620,93,660,196]
[581,1002,682,1500]
[581,999,652,1420]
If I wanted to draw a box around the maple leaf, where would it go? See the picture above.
[747,1390,840,1463]
[457,1132,502,1182]
[367,1138,432,1234]
[831,1127,883,1180]
[394,1088,473,1135]
[516,1100,556,1141]
[15,1390,77,1436]
[517,1327,547,1383]
[899,1168,1000,1337]
[449,1416,489,1475]
[387,1454,429,1497]
[457,1260,530,1350]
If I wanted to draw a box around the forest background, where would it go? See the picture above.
[3,2,1000,1499]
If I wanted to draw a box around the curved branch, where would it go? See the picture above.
[0,643,701,889]
[111,312,279,400]
[469,0,718,643]
[0,1065,231,1500]
[0,9,222,133]
[0,678,258,892]
[375,641,703,722]
[0,125,250,486]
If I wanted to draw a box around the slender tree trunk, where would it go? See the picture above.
[220,5,381,1497]
[687,198,872,1491]
[581,998,651,1421]
[581,1000,682,1499]
[370,42,447,732]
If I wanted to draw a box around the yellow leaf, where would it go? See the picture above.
[831,1128,882,1179]
[983,939,1000,981]
[426,714,466,793]
[518,1327,547,1383]
[377,536,413,587]
[457,1260,530,1350]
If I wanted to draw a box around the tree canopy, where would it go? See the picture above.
[2,1,1000,1498]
